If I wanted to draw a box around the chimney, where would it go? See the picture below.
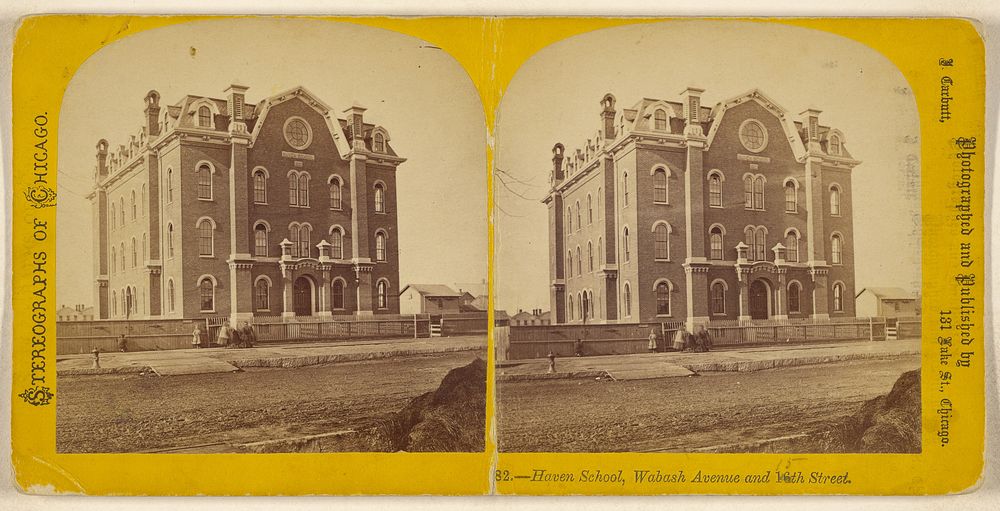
[679,87,705,136]
[225,84,249,122]
[144,90,161,137]
[799,108,822,152]
[96,139,109,179]
[344,104,367,151]
[600,93,616,139]
[551,143,565,183]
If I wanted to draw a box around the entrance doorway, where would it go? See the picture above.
[293,276,314,316]
[749,279,771,320]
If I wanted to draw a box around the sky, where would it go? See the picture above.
[494,20,922,313]
[56,18,487,308]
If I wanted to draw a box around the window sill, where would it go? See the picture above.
[653,201,669,206]
[255,202,269,206]
[199,255,216,259]
[375,211,387,215]
[290,204,311,209]
[198,197,214,202]
[709,205,724,209]
[655,314,673,318]
[654,258,671,262]
[785,209,798,214]
[200,309,216,314]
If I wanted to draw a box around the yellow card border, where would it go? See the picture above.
[9,15,986,496]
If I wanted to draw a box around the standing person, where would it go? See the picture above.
[697,325,714,352]
[191,324,203,349]
[574,339,584,357]
[647,328,658,353]
[117,333,128,353]
[672,325,688,352]
[241,321,257,348]
[217,320,232,348]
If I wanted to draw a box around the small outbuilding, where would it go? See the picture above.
[855,287,920,318]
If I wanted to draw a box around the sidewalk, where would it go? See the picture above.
[496,338,921,382]
[57,335,487,376]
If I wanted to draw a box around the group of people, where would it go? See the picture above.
[646,325,714,353]
[190,320,257,349]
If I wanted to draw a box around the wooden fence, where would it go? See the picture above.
[505,317,920,360]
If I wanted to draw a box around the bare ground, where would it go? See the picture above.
[497,356,920,453]
[56,351,483,453]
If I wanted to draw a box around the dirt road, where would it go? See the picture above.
[57,351,482,453]
[497,356,920,452]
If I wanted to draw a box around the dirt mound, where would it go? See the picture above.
[363,357,486,452]
[814,369,921,453]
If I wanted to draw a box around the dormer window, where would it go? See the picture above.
[197,106,211,128]
[653,108,668,131]
[373,133,385,153]
[829,134,842,156]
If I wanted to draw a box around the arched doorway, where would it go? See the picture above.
[293,276,314,316]
[749,279,771,320]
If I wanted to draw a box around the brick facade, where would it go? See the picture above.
[89,85,404,321]
[544,88,859,327]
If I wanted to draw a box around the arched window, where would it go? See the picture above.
[120,197,125,226]
[575,201,581,231]
[254,223,268,256]
[753,176,764,210]
[131,238,137,267]
[711,281,726,315]
[120,242,125,270]
[653,168,668,203]
[198,106,211,127]
[329,177,343,210]
[375,231,387,261]
[110,203,116,231]
[743,176,753,208]
[130,190,137,219]
[255,279,270,310]
[110,246,116,273]
[784,181,797,212]
[830,185,842,216]
[142,233,147,262]
[829,134,842,156]
[755,228,766,261]
[654,223,670,260]
[566,250,573,278]
[598,237,603,265]
[576,246,582,275]
[656,281,670,316]
[623,227,631,262]
[197,163,212,199]
[597,187,602,219]
[623,283,632,317]
[253,170,267,203]
[167,279,175,312]
[376,280,388,309]
[373,133,385,153]
[374,183,386,213]
[587,194,593,224]
[565,209,572,233]
[298,224,311,259]
[588,241,594,272]
[831,233,843,264]
[288,173,299,205]
[709,173,723,207]
[567,294,574,321]
[654,108,668,131]
[167,223,174,258]
[785,231,799,262]
[622,172,629,206]
[297,172,309,207]
[833,282,844,312]
[141,185,146,217]
[198,218,214,256]
[710,226,724,260]
[330,228,344,259]
[289,224,300,257]
[199,277,214,312]
[332,280,346,310]
[112,290,117,316]
[166,168,174,203]
[579,292,585,321]
[788,282,801,313]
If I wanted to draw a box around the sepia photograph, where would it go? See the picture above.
[54,18,488,454]
[493,20,922,453]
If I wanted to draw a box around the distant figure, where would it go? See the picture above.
[672,325,688,352]
[117,334,128,353]
[547,351,556,373]
[696,325,714,352]
[240,321,257,348]
[217,320,232,348]
[574,339,584,357]
[191,325,203,349]
[647,328,658,353]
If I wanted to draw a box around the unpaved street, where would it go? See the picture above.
[497,356,920,452]
[57,351,482,453]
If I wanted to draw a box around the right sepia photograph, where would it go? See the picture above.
[494,20,922,454]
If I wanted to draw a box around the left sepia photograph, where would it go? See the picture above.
[54,18,488,454]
